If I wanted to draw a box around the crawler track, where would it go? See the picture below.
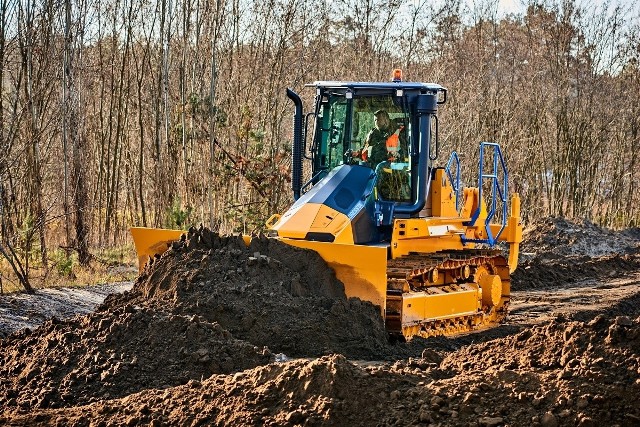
[385,250,510,339]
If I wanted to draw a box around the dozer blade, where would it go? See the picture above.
[130,229,389,313]
[130,227,185,272]
[130,227,253,272]
[279,239,388,313]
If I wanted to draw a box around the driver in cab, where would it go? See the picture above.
[353,109,404,168]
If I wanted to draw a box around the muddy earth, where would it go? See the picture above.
[0,217,638,426]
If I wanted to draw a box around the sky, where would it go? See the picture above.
[489,0,639,17]
[497,0,521,15]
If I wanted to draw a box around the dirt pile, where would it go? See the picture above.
[2,354,427,426]
[0,304,271,410]
[4,296,638,427]
[0,226,412,415]
[513,217,640,290]
[437,295,640,427]
[520,217,639,259]
[119,229,393,359]
[0,218,639,426]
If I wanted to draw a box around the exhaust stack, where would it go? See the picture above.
[286,88,303,200]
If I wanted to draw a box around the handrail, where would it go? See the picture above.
[301,168,328,194]
[445,151,461,211]
[303,112,316,160]
[464,142,508,246]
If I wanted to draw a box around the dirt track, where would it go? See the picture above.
[0,217,638,426]
[0,282,133,339]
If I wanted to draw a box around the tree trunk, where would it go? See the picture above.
[65,0,91,265]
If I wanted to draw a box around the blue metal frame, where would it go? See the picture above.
[445,151,461,211]
[463,142,508,246]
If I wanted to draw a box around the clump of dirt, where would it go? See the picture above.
[117,228,395,359]
[513,217,640,290]
[0,304,272,410]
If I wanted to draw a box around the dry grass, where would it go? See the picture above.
[0,244,138,294]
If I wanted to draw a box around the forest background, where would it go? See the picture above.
[1,0,639,291]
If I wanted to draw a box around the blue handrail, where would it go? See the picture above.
[445,151,461,211]
[463,142,508,246]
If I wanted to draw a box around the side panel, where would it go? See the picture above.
[401,284,480,325]
[390,217,470,259]
[272,165,379,244]
[280,238,388,313]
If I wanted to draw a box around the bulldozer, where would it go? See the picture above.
[131,70,522,340]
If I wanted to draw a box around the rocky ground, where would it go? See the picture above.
[0,217,638,426]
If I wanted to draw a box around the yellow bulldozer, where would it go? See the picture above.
[131,70,522,340]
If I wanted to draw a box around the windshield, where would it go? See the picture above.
[315,94,412,202]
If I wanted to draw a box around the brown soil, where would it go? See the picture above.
[0,217,639,426]
[512,217,640,290]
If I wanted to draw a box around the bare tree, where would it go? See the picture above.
[64,0,91,265]
[0,0,639,287]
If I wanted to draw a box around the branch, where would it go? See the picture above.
[0,242,34,294]
[212,137,269,199]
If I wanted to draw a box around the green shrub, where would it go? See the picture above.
[167,198,193,230]
[51,249,75,277]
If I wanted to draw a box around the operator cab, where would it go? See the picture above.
[315,90,412,202]
[308,75,446,213]
[280,72,447,244]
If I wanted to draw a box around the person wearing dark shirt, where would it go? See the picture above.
[354,110,410,201]
[354,109,399,167]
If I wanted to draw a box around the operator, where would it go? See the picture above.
[353,109,410,200]
[353,109,405,168]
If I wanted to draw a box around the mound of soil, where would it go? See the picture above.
[119,229,394,359]
[0,226,417,414]
[1,219,639,426]
[0,304,271,410]
[520,217,639,259]
[513,217,640,290]
[4,297,638,427]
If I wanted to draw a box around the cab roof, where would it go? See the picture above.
[309,81,445,92]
